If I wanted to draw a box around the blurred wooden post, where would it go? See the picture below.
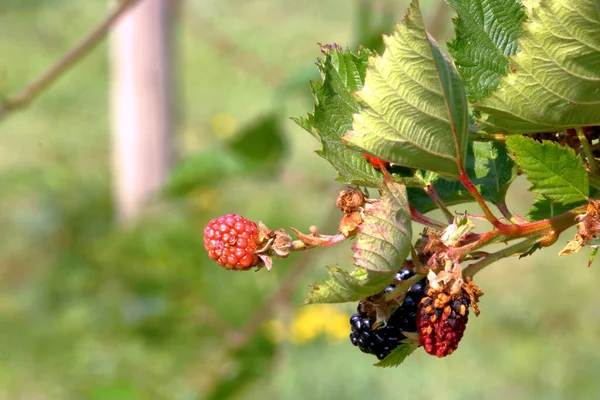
[110,0,174,222]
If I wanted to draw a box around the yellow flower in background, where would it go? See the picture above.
[264,304,349,344]
[210,112,238,140]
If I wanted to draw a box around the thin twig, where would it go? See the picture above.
[463,236,542,277]
[409,204,448,230]
[0,0,142,120]
[424,184,453,222]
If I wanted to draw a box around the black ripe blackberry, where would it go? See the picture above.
[349,266,426,360]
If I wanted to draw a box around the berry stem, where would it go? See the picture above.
[290,227,348,248]
[409,204,447,230]
[463,236,543,277]
[576,126,600,176]
[424,184,454,223]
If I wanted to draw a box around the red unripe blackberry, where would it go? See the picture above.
[349,265,426,360]
[203,214,261,271]
[362,153,390,170]
[417,287,470,358]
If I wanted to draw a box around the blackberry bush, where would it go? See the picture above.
[202,0,600,368]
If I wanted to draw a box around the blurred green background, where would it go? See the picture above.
[0,1,598,399]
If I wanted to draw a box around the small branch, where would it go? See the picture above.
[463,236,543,277]
[424,184,453,222]
[459,170,506,229]
[0,0,142,120]
[409,204,447,230]
[576,127,600,176]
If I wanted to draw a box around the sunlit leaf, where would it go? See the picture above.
[475,0,600,132]
[344,0,468,178]
[294,46,410,187]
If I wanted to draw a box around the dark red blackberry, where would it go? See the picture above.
[349,265,426,360]
[416,264,484,358]
[417,289,470,357]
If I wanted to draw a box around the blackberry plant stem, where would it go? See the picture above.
[424,184,454,222]
[409,205,447,230]
[463,236,543,277]
[459,170,506,230]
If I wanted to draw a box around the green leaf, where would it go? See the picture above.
[470,140,518,203]
[227,113,286,172]
[506,136,589,204]
[163,150,243,197]
[344,0,469,178]
[407,141,517,213]
[304,266,393,304]
[528,195,585,221]
[447,0,526,101]
[294,45,409,187]
[475,0,600,133]
[306,179,412,304]
[589,247,598,268]
[374,338,420,367]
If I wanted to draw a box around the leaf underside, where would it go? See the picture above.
[475,0,600,132]
[294,46,410,187]
[344,0,469,179]
[306,179,412,304]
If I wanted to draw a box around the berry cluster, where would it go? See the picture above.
[349,266,426,360]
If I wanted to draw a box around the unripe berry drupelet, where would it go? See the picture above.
[204,214,261,270]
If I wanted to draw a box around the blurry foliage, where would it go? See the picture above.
[0,0,599,400]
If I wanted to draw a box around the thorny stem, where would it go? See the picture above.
[424,184,454,222]
[576,127,600,176]
[409,204,447,230]
[463,236,543,277]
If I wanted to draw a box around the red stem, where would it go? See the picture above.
[409,204,447,230]
[459,170,506,229]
